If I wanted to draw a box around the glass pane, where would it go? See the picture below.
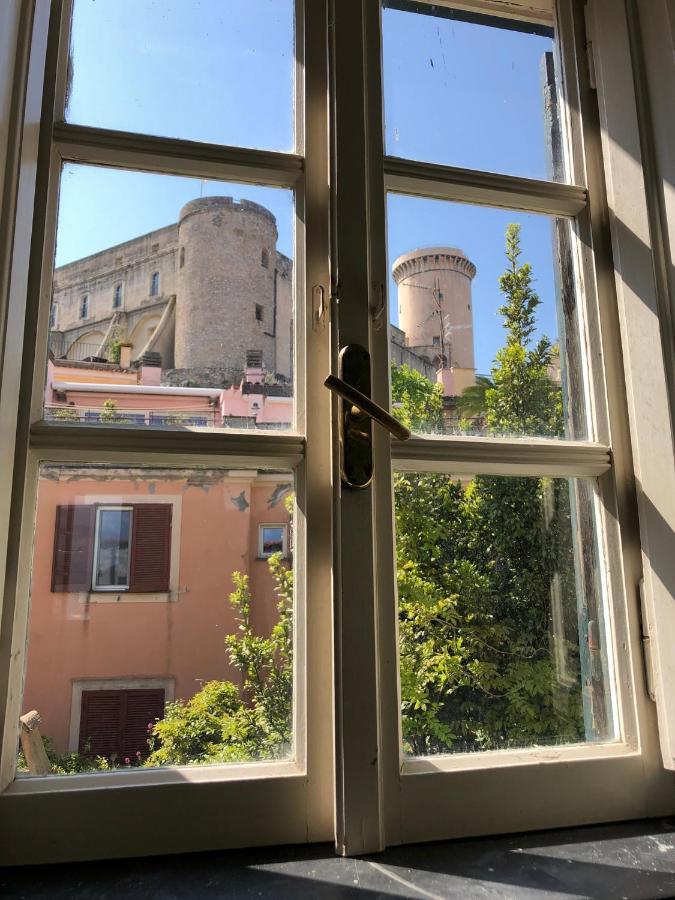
[382,2,565,181]
[46,164,295,433]
[20,464,295,775]
[94,508,131,589]
[395,473,616,757]
[388,194,588,440]
[66,0,295,153]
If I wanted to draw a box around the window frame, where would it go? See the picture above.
[0,0,336,865]
[258,523,289,559]
[91,504,133,592]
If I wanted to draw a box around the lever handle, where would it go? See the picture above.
[324,374,411,442]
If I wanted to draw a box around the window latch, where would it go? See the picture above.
[325,344,410,489]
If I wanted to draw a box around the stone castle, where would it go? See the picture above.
[48,196,477,397]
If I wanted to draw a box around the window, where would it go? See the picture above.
[255,303,264,322]
[79,294,89,319]
[258,524,287,558]
[112,284,122,308]
[52,504,172,594]
[93,506,131,590]
[3,0,674,869]
[49,303,58,329]
[179,246,185,268]
[261,248,269,268]
[149,272,159,296]
[79,688,165,761]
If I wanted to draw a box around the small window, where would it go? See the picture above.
[432,336,440,347]
[94,506,132,590]
[258,524,288,558]
[49,303,58,329]
[79,294,89,319]
[150,272,160,296]
[179,246,185,268]
[255,304,264,322]
[261,249,269,268]
[113,284,122,308]
[52,503,172,594]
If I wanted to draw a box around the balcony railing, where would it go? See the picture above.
[45,405,219,428]
[48,336,109,363]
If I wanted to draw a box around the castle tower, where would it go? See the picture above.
[392,247,477,380]
[175,197,279,377]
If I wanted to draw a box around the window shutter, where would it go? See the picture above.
[122,689,165,759]
[129,504,172,592]
[51,505,95,592]
[79,690,124,758]
[79,688,165,760]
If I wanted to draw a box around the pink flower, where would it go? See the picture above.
[124,757,130,765]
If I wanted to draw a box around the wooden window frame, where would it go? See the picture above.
[0,0,335,865]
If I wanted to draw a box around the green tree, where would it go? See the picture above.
[390,363,443,433]
[145,552,293,766]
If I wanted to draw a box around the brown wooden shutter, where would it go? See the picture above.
[122,689,165,759]
[51,505,96,592]
[79,688,165,760]
[129,504,172,592]
[79,690,124,758]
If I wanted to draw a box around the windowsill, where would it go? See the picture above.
[83,591,174,604]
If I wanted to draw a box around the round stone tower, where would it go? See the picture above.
[175,197,278,377]
[392,246,477,371]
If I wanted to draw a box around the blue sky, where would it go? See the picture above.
[57,0,560,376]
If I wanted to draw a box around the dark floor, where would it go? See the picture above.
[1,819,675,899]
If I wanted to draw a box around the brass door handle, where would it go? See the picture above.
[324,374,411,442]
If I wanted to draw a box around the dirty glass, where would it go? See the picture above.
[45,164,295,433]
[66,0,295,152]
[19,464,295,775]
[394,472,616,756]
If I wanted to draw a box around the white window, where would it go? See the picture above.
[92,506,132,591]
[258,524,288,558]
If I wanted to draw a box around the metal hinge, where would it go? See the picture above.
[639,577,657,702]
[584,3,597,91]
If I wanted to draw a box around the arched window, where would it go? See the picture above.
[79,295,89,319]
[261,249,269,268]
[179,247,185,268]
[113,284,122,308]
[150,272,160,296]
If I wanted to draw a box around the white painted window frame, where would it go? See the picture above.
[91,504,132,591]
[329,0,674,855]
[258,523,289,559]
[0,0,335,865]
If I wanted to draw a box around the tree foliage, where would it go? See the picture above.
[392,223,583,755]
[145,552,293,766]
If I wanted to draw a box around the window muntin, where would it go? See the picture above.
[64,0,295,153]
[93,506,132,590]
[382,2,565,182]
